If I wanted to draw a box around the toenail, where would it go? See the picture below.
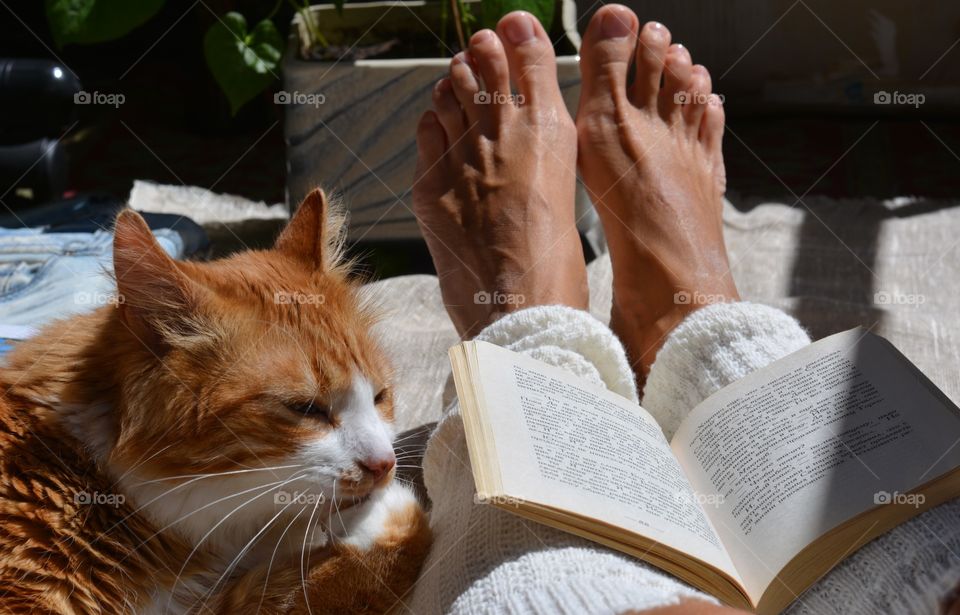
[471,29,495,45]
[503,13,536,44]
[645,21,667,40]
[601,9,633,39]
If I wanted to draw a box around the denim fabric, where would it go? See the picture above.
[0,194,209,257]
[0,227,185,337]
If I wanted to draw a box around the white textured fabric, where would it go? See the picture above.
[474,307,638,404]
[128,180,288,224]
[642,301,812,440]
[410,301,960,615]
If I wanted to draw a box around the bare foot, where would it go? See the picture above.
[576,5,739,383]
[413,11,588,339]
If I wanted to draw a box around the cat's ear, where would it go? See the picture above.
[274,188,331,270]
[113,210,202,349]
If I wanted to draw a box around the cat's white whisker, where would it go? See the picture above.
[129,463,305,487]
[111,443,174,487]
[197,496,301,610]
[394,451,426,460]
[107,467,303,551]
[121,476,299,568]
[330,481,349,554]
[166,473,308,612]
[396,454,425,461]
[256,504,310,615]
[299,481,326,615]
[391,432,425,444]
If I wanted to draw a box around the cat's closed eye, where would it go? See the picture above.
[374,388,389,405]
[287,401,332,422]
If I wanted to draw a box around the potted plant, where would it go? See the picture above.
[280,0,589,241]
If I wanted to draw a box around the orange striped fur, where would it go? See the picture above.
[0,189,430,613]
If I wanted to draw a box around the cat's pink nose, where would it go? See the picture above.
[360,453,396,482]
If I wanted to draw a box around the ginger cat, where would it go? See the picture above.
[0,190,431,613]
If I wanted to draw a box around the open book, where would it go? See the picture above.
[449,328,960,614]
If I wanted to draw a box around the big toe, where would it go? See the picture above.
[576,4,639,117]
[496,11,563,107]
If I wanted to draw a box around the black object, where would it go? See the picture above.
[0,193,210,258]
[0,139,67,203]
[0,59,81,143]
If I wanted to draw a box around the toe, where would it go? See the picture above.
[657,44,693,122]
[432,78,465,143]
[700,94,725,158]
[576,4,639,117]
[468,29,513,108]
[413,111,452,224]
[682,65,712,134]
[700,94,727,195]
[414,111,448,187]
[449,52,484,127]
[629,21,671,108]
[496,11,563,106]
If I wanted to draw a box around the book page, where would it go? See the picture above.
[471,341,738,578]
[671,328,960,602]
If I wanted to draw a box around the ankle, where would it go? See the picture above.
[611,300,685,379]
[611,285,740,381]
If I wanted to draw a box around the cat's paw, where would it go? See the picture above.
[331,482,428,552]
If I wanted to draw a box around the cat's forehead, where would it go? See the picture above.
[192,250,323,289]
[188,253,351,313]
[189,252,383,383]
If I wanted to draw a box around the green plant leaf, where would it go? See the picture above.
[203,13,283,116]
[45,0,166,46]
[478,0,555,32]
